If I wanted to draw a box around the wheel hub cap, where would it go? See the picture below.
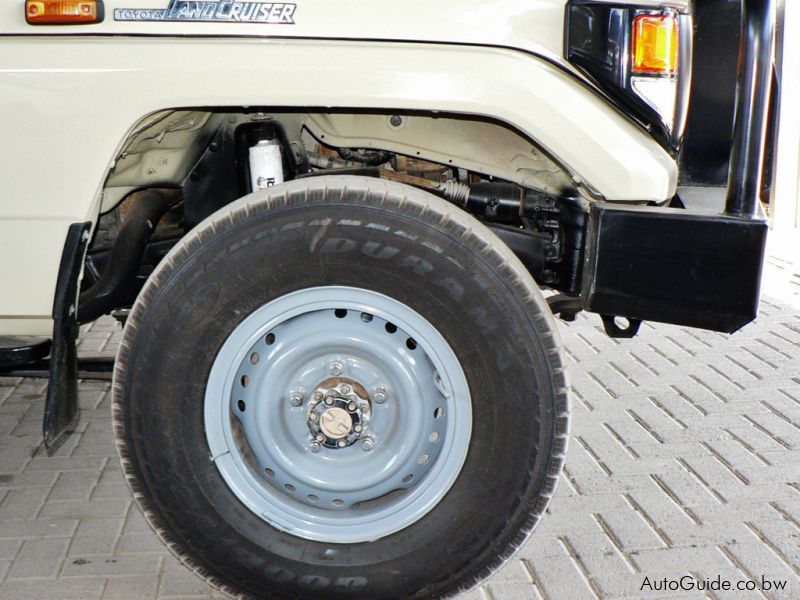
[307,378,371,448]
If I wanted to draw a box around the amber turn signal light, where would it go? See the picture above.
[632,14,679,75]
[25,0,103,25]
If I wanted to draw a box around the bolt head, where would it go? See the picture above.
[329,361,344,375]
[324,396,335,406]
[339,384,352,394]
[313,391,324,401]
[289,393,303,407]
[316,434,326,442]
[389,114,403,127]
[347,401,357,412]
[337,439,347,448]
[373,387,387,404]
[309,442,321,453]
[354,424,363,433]
[309,412,319,422]
[360,438,375,451]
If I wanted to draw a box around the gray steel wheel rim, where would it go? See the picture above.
[205,286,472,543]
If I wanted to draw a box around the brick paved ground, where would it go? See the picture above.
[0,250,798,599]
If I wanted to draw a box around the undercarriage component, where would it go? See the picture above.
[1,355,114,381]
[248,138,284,190]
[0,336,51,370]
[438,181,584,292]
[546,294,582,322]
[483,224,551,284]
[79,188,181,325]
[182,118,304,229]
[600,315,642,339]
[337,148,393,166]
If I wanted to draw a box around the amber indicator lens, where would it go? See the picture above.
[632,15,679,75]
[26,0,102,24]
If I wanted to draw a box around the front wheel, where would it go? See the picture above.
[113,176,569,599]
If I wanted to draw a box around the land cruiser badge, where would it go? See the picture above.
[115,1,297,23]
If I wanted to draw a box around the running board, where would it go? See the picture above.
[0,337,51,370]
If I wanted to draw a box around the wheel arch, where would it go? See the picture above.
[0,36,676,330]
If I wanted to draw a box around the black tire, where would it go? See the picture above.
[113,176,569,599]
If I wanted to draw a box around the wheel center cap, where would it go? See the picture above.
[306,377,373,449]
[320,407,352,439]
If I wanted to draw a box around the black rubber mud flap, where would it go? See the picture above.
[43,222,92,454]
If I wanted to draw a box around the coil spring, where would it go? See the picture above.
[439,180,470,205]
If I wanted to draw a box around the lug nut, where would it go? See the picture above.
[347,401,357,412]
[289,392,303,407]
[316,434,325,442]
[324,396,335,406]
[309,442,321,453]
[339,384,352,394]
[309,412,319,422]
[329,361,344,375]
[373,386,387,404]
[313,391,324,402]
[338,440,347,448]
[354,424,363,433]
[360,438,375,452]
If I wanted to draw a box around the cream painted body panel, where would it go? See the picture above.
[0,34,678,334]
[0,0,688,71]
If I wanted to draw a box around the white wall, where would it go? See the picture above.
[769,0,800,231]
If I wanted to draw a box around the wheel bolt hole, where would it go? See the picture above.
[360,312,373,322]
[402,474,414,483]
[428,432,439,443]
[284,483,295,492]
[334,309,347,319]
[265,333,276,345]
[385,322,397,334]
[237,400,246,412]
[250,352,260,365]
[332,498,344,506]
[308,494,319,502]
[434,407,444,419]
[418,454,430,465]
[264,468,275,477]
[405,338,417,350]
[240,375,249,388]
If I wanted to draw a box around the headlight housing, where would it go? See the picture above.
[565,2,692,152]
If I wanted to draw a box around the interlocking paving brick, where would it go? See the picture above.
[7,538,69,579]
[102,575,160,599]
[0,267,798,598]
[0,578,105,600]
[68,518,124,556]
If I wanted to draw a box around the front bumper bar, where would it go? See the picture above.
[579,0,775,334]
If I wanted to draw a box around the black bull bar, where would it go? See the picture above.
[581,0,776,334]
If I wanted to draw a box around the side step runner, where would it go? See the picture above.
[0,337,51,369]
[0,355,115,381]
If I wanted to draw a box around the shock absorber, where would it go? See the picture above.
[439,181,588,294]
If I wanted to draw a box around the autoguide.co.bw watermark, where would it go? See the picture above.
[641,574,788,593]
